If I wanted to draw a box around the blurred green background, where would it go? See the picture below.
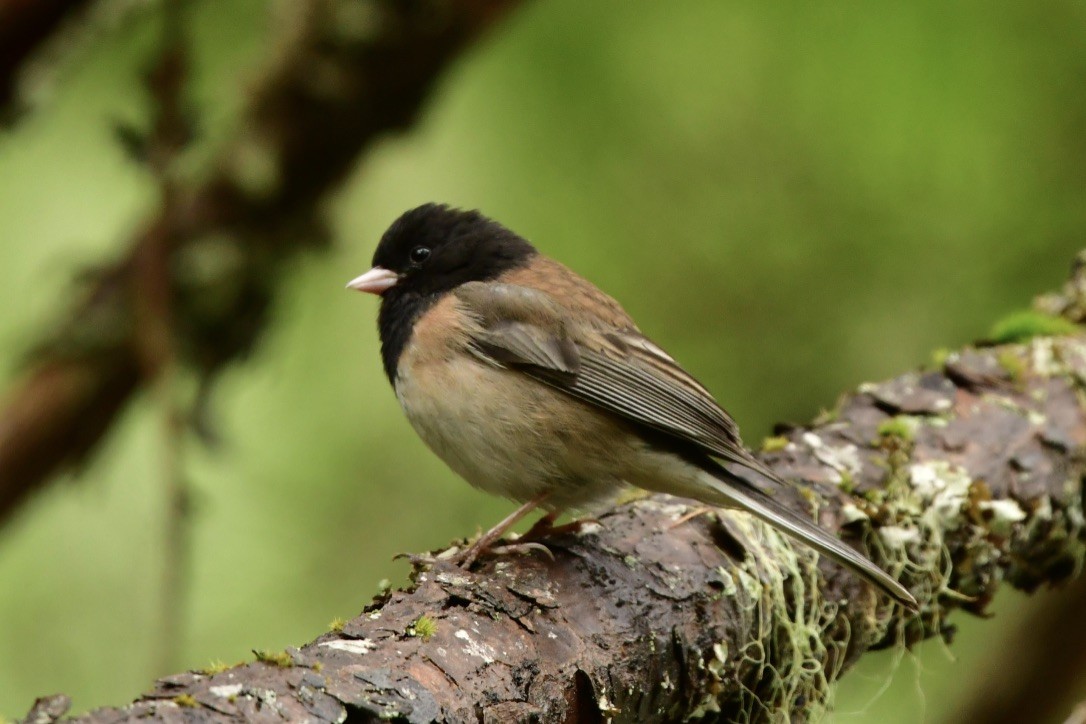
[0,0,1083,719]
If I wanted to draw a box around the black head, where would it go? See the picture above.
[356,204,537,382]
[372,203,536,296]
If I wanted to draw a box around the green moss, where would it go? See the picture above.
[408,614,437,640]
[706,515,840,720]
[253,649,293,667]
[997,349,1027,381]
[877,415,921,441]
[930,347,952,368]
[989,310,1078,344]
[863,487,886,505]
[761,435,789,453]
[812,406,840,425]
[328,617,346,632]
[173,694,198,708]
[198,659,231,675]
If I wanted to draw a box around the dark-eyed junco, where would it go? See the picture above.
[348,203,916,609]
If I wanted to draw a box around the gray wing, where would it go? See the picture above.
[455,281,580,376]
[454,282,774,478]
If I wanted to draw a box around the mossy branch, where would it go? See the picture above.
[23,254,1086,723]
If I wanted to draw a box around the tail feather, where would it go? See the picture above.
[700,468,917,610]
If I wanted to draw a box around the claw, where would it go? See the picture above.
[393,547,464,568]
[489,541,556,561]
[667,506,712,529]
[394,494,559,570]
[523,516,600,540]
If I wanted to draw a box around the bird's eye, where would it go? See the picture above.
[409,246,431,264]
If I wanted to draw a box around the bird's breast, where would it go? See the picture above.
[393,296,631,507]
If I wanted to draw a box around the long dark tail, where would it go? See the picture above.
[698,466,917,610]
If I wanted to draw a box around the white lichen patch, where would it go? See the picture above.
[454,629,496,664]
[802,432,862,483]
[878,525,920,548]
[710,642,728,674]
[252,689,280,711]
[1066,489,1086,529]
[732,556,766,602]
[574,521,604,536]
[715,566,738,596]
[1029,337,1060,376]
[909,461,972,530]
[979,499,1027,524]
[687,692,722,719]
[433,571,473,587]
[320,639,376,655]
[597,693,620,718]
[1034,495,1054,521]
[652,501,697,519]
[209,684,244,699]
[865,459,981,610]
[1056,337,1086,385]
[840,503,869,524]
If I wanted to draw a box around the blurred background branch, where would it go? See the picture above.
[955,574,1086,724]
[0,0,524,524]
[0,0,94,118]
[135,0,193,673]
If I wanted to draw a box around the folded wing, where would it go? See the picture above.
[454,281,778,482]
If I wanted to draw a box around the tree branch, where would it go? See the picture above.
[24,254,1086,722]
[136,0,194,675]
[955,574,1086,724]
[0,0,95,117]
[0,0,525,523]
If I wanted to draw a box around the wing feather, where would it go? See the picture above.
[454,282,775,480]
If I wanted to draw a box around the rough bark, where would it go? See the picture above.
[21,256,1086,723]
[0,0,524,524]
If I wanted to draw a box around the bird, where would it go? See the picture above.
[347,203,917,609]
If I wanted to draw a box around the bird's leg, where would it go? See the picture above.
[521,510,561,539]
[454,492,550,567]
[519,508,601,540]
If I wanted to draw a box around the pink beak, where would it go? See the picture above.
[346,266,399,295]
